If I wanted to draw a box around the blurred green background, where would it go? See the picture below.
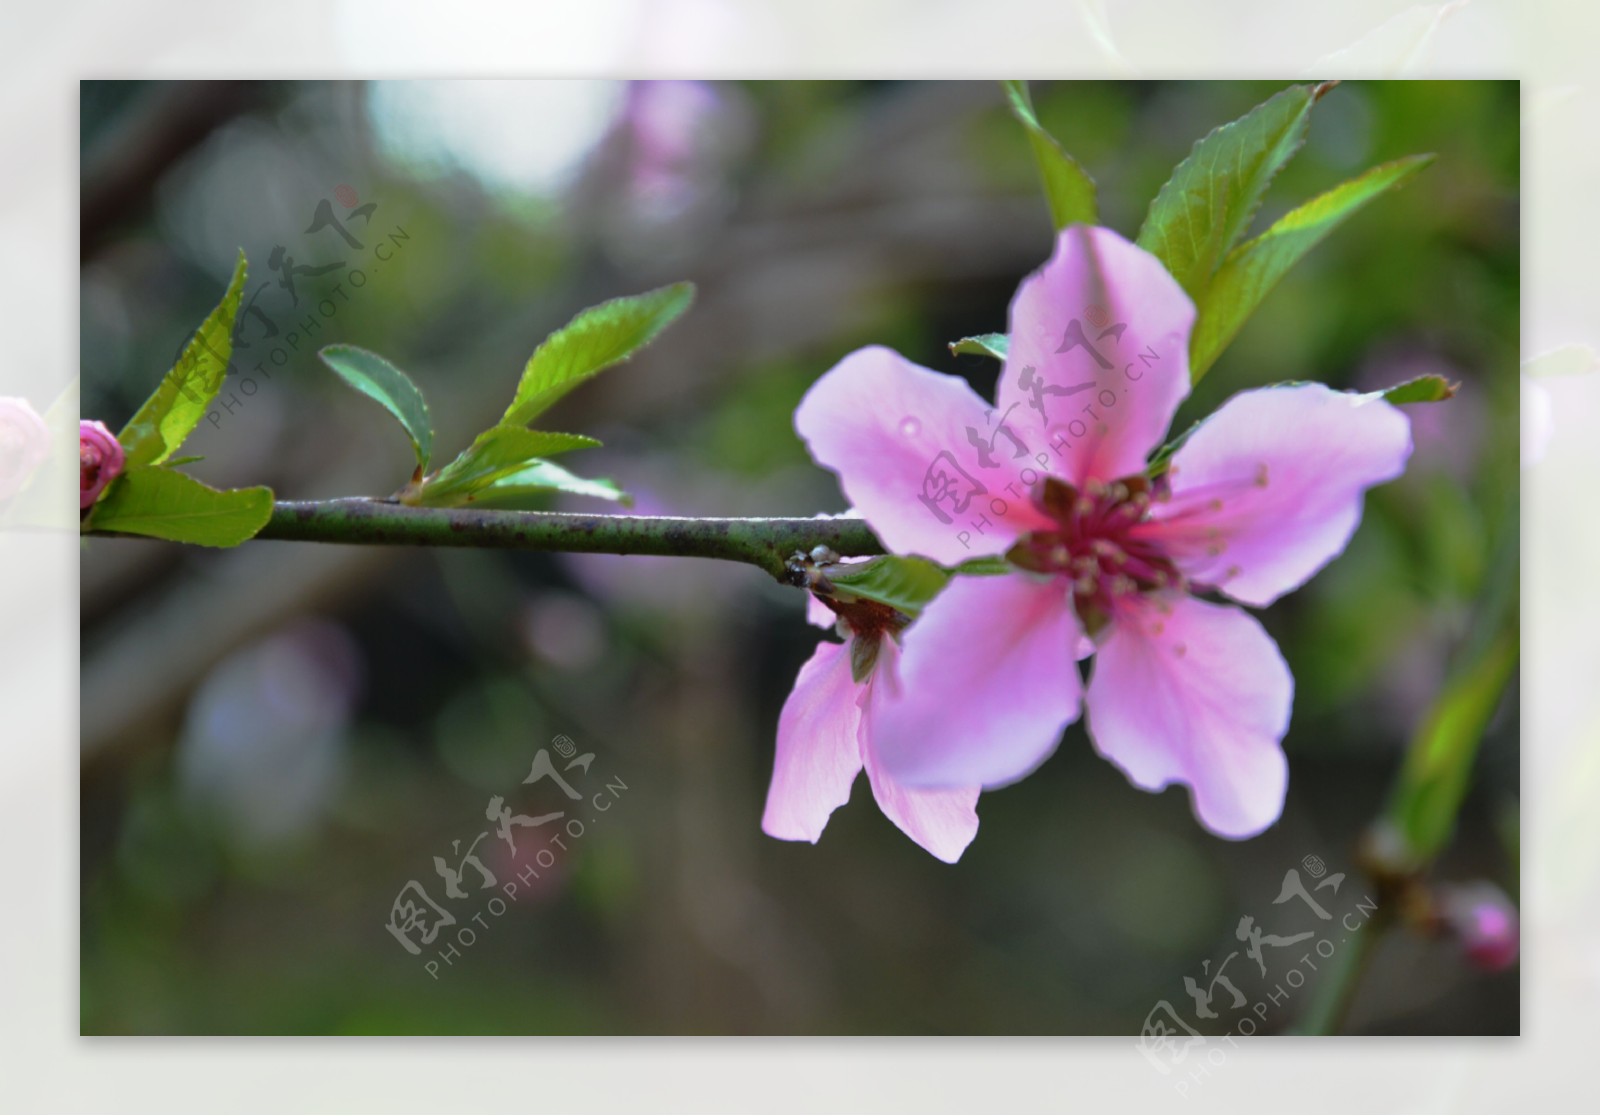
[79,80,1519,1035]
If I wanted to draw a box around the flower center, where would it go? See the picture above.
[1005,475,1184,636]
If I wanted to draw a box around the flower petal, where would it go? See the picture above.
[795,345,1050,566]
[859,639,981,862]
[999,226,1194,486]
[1086,594,1292,839]
[761,641,863,844]
[873,572,1082,789]
[1142,383,1412,607]
[805,592,838,630]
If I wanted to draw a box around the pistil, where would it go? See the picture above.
[1005,474,1184,636]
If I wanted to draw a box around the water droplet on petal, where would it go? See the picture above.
[898,416,921,438]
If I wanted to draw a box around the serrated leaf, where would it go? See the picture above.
[1136,84,1332,304]
[465,459,632,508]
[1001,81,1097,229]
[949,334,1010,361]
[1374,373,1457,405]
[415,424,601,506]
[825,554,950,620]
[119,251,248,468]
[318,345,435,475]
[1191,155,1433,381]
[503,283,694,428]
[86,464,272,547]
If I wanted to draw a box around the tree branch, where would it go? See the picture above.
[90,498,886,582]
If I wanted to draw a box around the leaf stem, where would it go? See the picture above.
[96,498,887,581]
[1291,908,1389,1035]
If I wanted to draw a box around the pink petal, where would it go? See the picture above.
[761,641,863,844]
[858,639,981,862]
[872,572,1083,789]
[1086,594,1292,839]
[1142,383,1412,607]
[805,593,838,630]
[998,226,1194,486]
[795,345,1051,566]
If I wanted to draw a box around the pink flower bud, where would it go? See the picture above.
[80,419,125,509]
[1441,882,1519,972]
[0,396,49,503]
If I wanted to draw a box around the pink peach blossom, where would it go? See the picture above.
[0,397,49,503]
[763,591,980,862]
[1440,881,1519,972]
[80,419,125,509]
[794,226,1413,839]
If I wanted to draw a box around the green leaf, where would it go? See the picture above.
[503,283,695,428]
[1001,81,1097,229]
[947,555,1012,577]
[1388,630,1518,863]
[1382,481,1519,868]
[825,555,950,620]
[948,333,1010,361]
[1373,373,1457,405]
[86,465,272,547]
[1136,83,1333,304]
[318,345,435,476]
[1191,155,1434,381]
[119,251,248,468]
[416,424,601,506]
[465,459,632,508]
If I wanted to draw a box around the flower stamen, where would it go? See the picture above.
[1006,473,1185,636]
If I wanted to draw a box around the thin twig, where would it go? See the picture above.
[1292,908,1389,1035]
[89,498,886,582]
